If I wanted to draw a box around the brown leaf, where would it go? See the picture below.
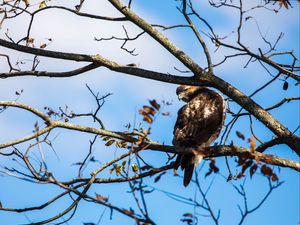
[115,164,121,176]
[283,81,289,90]
[116,141,127,148]
[140,165,152,171]
[22,0,30,7]
[261,164,273,177]
[142,106,156,116]
[162,112,170,116]
[40,43,47,49]
[271,173,278,181]
[183,213,193,217]
[250,164,258,178]
[143,114,153,124]
[173,168,179,176]
[237,172,245,179]
[95,193,108,202]
[123,209,134,216]
[236,131,245,140]
[209,158,219,173]
[249,135,256,153]
[131,164,139,173]
[105,139,115,146]
[241,159,253,173]
[102,136,111,141]
[149,99,160,110]
[279,0,290,9]
[154,171,166,183]
[27,37,34,44]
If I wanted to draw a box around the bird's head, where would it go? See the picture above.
[176,85,208,102]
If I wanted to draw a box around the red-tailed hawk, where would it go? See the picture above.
[173,85,226,186]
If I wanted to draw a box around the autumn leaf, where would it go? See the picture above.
[123,209,134,216]
[142,106,156,116]
[40,43,47,49]
[102,136,111,141]
[283,81,289,90]
[261,164,273,177]
[241,160,253,173]
[95,193,108,202]
[22,0,30,7]
[209,158,219,173]
[116,141,127,148]
[154,171,166,183]
[140,165,152,171]
[26,37,35,47]
[114,164,121,176]
[105,139,115,146]
[250,164,258,178]
[249,135,256,153]
[149,99,160,110]
[278,0,290,9]
[131,163,139,173]
[271,173,278,181]
[183,213,193,218]
[236,131,245,140]
[39,1,47,9]
[142,114,153,124]
[161,112,170,116]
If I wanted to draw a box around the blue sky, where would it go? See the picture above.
[0,0,299,224]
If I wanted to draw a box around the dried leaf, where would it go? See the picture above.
[142,106,156,116]
[115,164,121,176]
[279,0,290,9]
[237,172,245,179]
[140,165,152,171]
[109,167,114,174]
[205,169,213,177]
[95,193,108,202]
[149,99,160,110]
[27,37,34,43]
[271,173,278,181]
[40,43,47,49]
[102,136,111,141]
[116,141,127,148]
[236,131,245,140]
[123,209,134,216]
[241,160,253,173]
[132,164,139,173]
[162,112,170,116]
[209,158,219,173]
[250,164,258,178]
[183,213,193,217]
[154,171,166,183]
[143,114,153,124]
[105,139,115,146]
[261,164,273,177]
[39,1,47,9]
[22,0,30,7]
[283,81,289,90]
[173,168,179,176]
[249,135,256,153]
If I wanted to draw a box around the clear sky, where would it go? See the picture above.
[0,0,299,225]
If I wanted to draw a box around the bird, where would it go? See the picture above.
[173,85,226,186]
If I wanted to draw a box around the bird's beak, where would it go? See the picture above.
[178,93,184,101]
[178,93,189,102]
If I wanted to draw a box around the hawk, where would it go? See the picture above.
[173,85,226,186]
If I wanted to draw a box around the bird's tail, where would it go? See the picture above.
[174,152,203,187]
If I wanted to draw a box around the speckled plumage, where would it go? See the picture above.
[173,85,226,186]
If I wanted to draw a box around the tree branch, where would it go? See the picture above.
[0,101,299,172]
